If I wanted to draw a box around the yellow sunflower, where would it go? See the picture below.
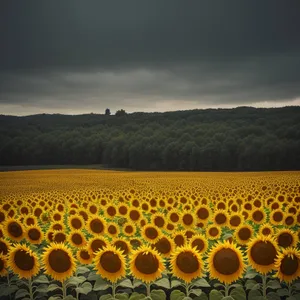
[283,214,296,227]
[167,209,181,224]
[206,225,221,240]
[130,246,165,283]
[208,241,245,284]
[234,224,254,245]
[8,244,40,279]
[113,238,132,256]
[171,245,203,283]
[195,205,211,222]
[42,243,76,281]
[94,245,126,283]
[152,236,175,258]
[53,231,67,244]
[250,208,266,224]
[88,236,108,255]
[107,223,120,237]
[68,230,87,248]
[104,204,118,218]
[276,229,298,249]
[151,213,166,229]
[259,224,274,237]
[189,234,208,254]
[213,210,228,227]
[68,216,85,230]
[142,225,161,244]
[77,247,93,265]
[228,213,243,229]
[180,212,196,229]
[86,216,106,236]
[123,222,137,237]
[3,218,25,242]
[247,235,279,274]
[26,225,44,244]
[50,221,66,232]
[274,247,300,283]
[128,208,142,222]
[172,232,187,247]
[270,209,284,225]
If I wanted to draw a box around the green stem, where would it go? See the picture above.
[146,283,151,297]
[288,281,292,297]
[7,272,11,300]
[185,282,189,297]
[28,277,33,300]
[225,283,229,297]
[112,282,116,298]
[62,280,67,299]
[262,274,267,298]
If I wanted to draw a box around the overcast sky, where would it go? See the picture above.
[1,1,300,115]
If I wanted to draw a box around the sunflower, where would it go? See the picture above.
[123,222,137,237]
[105,204,118,218]
[130,238,142,250]
[88,204,98,215]
[234,224,254,245]
[184,229,196,240]
[274,248,300,283]
[26,225,44,244]
[172,232,186,247]
[33,206,43,218]
[228,213,243,229]
[229,203,239,213]
[53,231,67,244]
[131,199,140,208]
[180,212,196,229]
[130,246,165,283]
[142,225,161,243]
[259,224,274,237]
[43,243,76,281]
[88,237,108,255]
[171,245,203,283]
[113,238,132,256]
[152,236,174,258]
[46,230,55,243]
[24,216,37,227]
[78,209,89,222]
[283,214,296,227]
[189,234,208,254]
[208,241,245,284]
[247,235,279,274]
[250,208,266,224]
[107,223,120,237]
[86,216,106,236]
[117,204,129,217]
[213,210,229,227]
[3,218,25,242]
[77,247,93,264]
[52,212,63,222]
[0,211,6,225]
[128,208,142,222]
[8,244,40,279]
[195,205,211,222]
[68,230,87,248]
[253,199,263,208]
[50,221,66,232]
[276,229,298,249]
[0,253,8,277]
[206,225,221,240]
[94,245,126,283]
[68,215,85,230]
[151,213,166,229]
[270,209,284,225]
[168,209,181,224]
[19,205,31,216]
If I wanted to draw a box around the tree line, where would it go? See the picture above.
[0,106,300,171]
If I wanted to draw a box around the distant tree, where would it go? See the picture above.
[115,109,127,117]
[105,108,111,115]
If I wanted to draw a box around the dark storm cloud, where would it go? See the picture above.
[1,1,300,114]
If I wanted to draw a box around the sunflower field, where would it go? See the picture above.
[0,170,299,300]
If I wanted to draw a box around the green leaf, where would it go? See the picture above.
[287,295,300,300]
[189,288,202,297]
[64,296,76,300]
[230,287,246,300]
[0,284,18,296]
[266,292,280,300]
[48,297,62,300]
[93,277,110,291]
[34,275,49,284]
[194,293,208,300]
[293,283,300,290]
[133,279,144,288]
[118,278,134,289]
[67,276,86,287]
[76,266,90,274]
[15,288,30,299]
[129,292,147,300]
[87,271,99,281]
[248,289,264,300]
[100,295,114,300]
[192,278,211,288]
[47,283,62,292]
[151,289,166,300]
[223,233,233,240]
[76,282,92,295]
[245,270,259,279]
[171,279,182,288]
[266,280,281,290]
[170,290,186,300]
[34,283,48,294]
[222,297,235,300]
[115,293,130,300]
[154,278,170,289]
[209,289,223,300]
[276,288,289,297]
[245,280,258,290]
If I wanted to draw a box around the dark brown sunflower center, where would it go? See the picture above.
[250,241,277,266]
[174,235,185,247]
[119,206,127,215]
[167,223,175,231]
[108,225,117,235]
[130,239,141,249]
[8,222,23,238]
[90,219,104,234]
[154,238,171,254]
[100,251,122,273]
[0,241,8,255]
[145,227,158,239]
[154,217,165,227]
[192,239,205,252]
[197,208,209,219]
[53,214,61,221]
[170,213,179,222]
[107,207,116,216]
[285,216,294,225]
[80,250,91,260]
[21,207,29,214]
[90,206,97,214]
[176,251,199,274]
[91,239,106,253]
[114,241,129,255]
[209,227,219,237]
[72,233,83,245]
[0,212,5,222]
[125,225,134,234]
[238,228,251,240]
[213,248,240,275]
[130,210,140,221]
[278,233,293,248]
[53,224,63,231]
[218,203,226,210]
[273,212,283,222]
[0,258,4,271]
[135,252,159,274]
[253,211,264,222]
[183,214,193,225]
[230,216,241,227]
[54,232,66,243]
[280,256,299,276]
[14,249,34,271]
[215,213,226,224]
[28,228,41,241]
[26,218,35,226]
[262,228,271,235]
[71,218,82,229]
[49,249,71,273]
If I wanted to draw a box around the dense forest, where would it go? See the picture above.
[0,107,300,171]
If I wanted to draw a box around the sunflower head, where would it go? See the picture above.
[26,225,44,244]
[130,246,165,283]
[189,234,208,254]
[77,247,93,265]
[276,229,298,249]
[113,239,132,256]
[4,218,25,242]
[68,230,87,248]
[123,221,137,237]
[88,237,108,256]
[208,241,245,284]
[86,216,106,235]
[250,209,266,224]
[228,213,243,229]
[142,225,161,243]
[206,225,221,240]
[151,213,166,229]
[68,215,85,230]
[152,236,174,258]
[213,210,228,227]
[259,224,274,237]
[234,224,254,245]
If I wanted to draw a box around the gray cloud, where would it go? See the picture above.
[1,1,300,115]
